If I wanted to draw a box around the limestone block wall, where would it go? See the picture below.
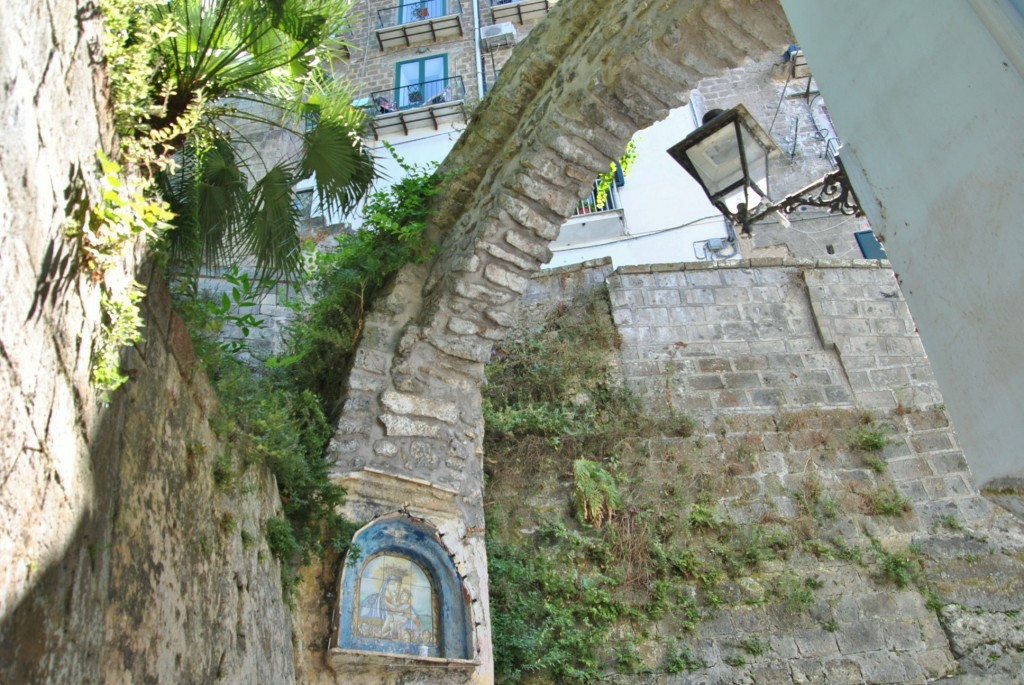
[0,1,297,681]
[519,258,1024,683]
[609,259,978,528]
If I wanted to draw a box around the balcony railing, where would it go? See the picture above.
[375,0,464,49]
[364,76,467,137]
[378,0,459,28]
[368,75,465,114]
[573,179,622,217]
[489,0,555,24]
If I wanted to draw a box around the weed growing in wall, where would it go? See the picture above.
[64,153,174,395]
[483,292,810,682]
[197,342,354,569]
[483,293,943,683]
[91,283,146,394]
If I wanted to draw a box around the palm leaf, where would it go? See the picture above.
[144,0,375,280]
[299,114,375,217]
[244,164,303,278]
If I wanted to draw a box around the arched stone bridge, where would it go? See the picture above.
[327,0,791,675]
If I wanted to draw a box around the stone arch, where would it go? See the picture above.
[328,0,792,677]
[333,514,475,661]
[332,0,792,487]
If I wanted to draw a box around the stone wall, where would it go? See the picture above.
[323,2,794,681]
[0,1,296,682]
[515,258,1024,683]
[609,259,980,529]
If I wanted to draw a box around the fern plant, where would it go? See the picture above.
[573,458,621,528]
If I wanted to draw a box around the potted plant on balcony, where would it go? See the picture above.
[408,90,423,105]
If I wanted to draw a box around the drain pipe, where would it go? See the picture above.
[472,0,485,100]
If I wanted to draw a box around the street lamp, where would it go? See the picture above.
[667,105,861,236]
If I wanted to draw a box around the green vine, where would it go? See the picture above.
[274,143,441,419]
[64,152,173,395]
[173,144,442,596]
[92,283,146,394]
[594,138,640,210]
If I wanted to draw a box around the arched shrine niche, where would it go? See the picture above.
[334,514,474,662]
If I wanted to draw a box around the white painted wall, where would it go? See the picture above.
[368,125,465,183]
[618,105,726,240]
[781,0,1024,484]
[340,102,736,270]
[299,123,465,226]
[548,103,735,269]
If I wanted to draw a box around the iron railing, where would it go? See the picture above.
[367,75,465,114]
[573,179,622,216]
[377,0,461,28]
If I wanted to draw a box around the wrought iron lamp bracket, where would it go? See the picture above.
[745,159,862,233]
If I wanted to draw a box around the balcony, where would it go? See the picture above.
[364,76,467,138]
[489,0,556,24]
[554,180,626,249]
[376,0,464,50]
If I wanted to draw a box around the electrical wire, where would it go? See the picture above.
[767,69,792,136]
[367,127,465,151]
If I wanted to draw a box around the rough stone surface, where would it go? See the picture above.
[0,2,295,682]
[323,4,794,682]
[7,1,1023,684]
[521,258,1024,684]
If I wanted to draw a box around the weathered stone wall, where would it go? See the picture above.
[323,3,794,681]
[609,259,979,529]
[516,258,1024,683]
[0,1,296,682]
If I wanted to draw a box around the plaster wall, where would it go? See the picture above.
[779,0,1024,485]
[617,105,724,242]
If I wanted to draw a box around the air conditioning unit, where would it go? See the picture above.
[481,22,516,49]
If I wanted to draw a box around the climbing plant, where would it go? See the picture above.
[177,144,442,593]
[594,138,640,210]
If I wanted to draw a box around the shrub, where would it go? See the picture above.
[275,147,439,420]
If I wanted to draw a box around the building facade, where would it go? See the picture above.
[314,0,876,271]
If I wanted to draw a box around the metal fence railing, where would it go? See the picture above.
[573,179,622,216]
[368,75,466,114]
[377,0,461,28]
